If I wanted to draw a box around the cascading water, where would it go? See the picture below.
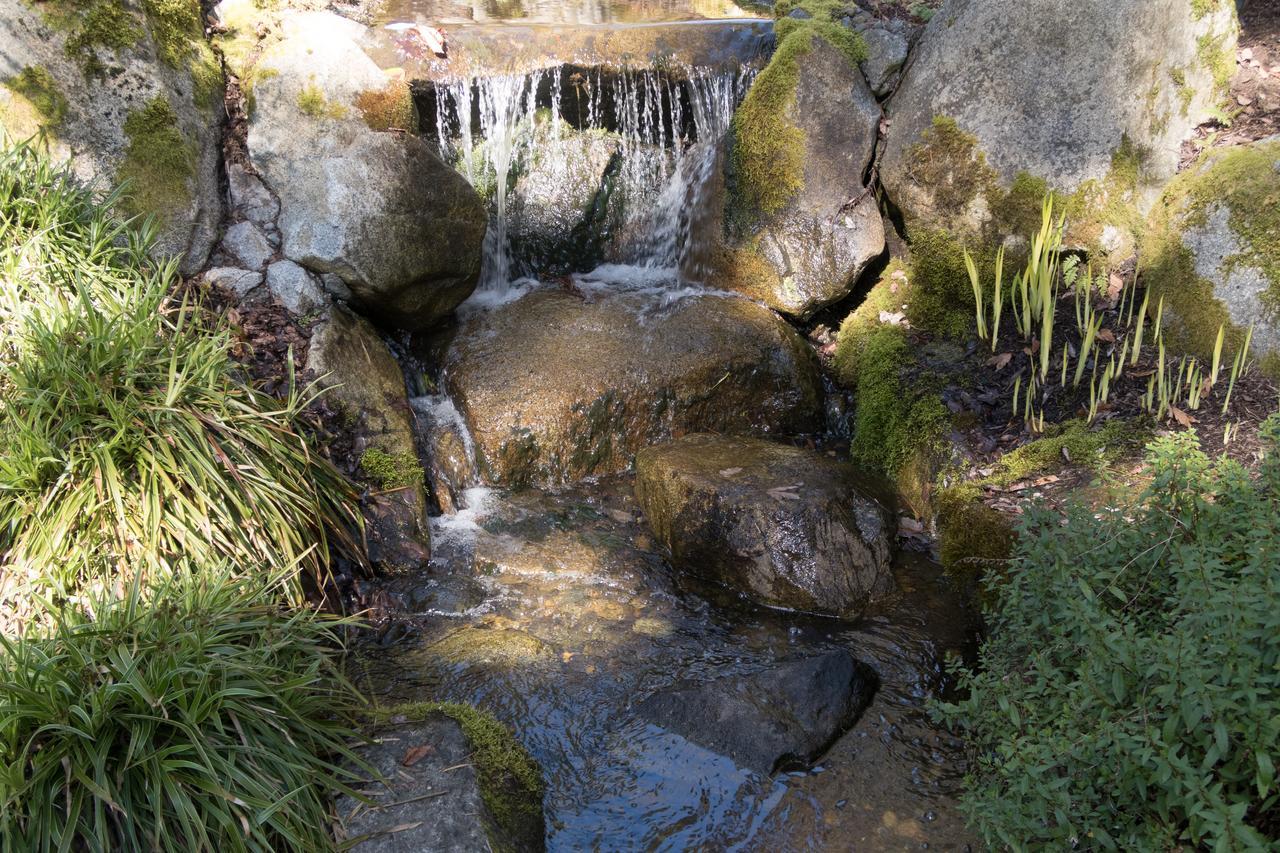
[428,64,753,292]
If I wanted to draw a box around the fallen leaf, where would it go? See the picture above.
[987,352,1013,370]
[1106,272,1124,304]
[768,485,802,500]
[561,651,575,663]
[879,310,906,325]
[1169,406,1196,428]
[1097,328,1116,343]
[401,745,433,767]
[719,467,743,478]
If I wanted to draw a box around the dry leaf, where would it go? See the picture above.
[1107,272,1124,303]
[1097,328,1116,343]
[1169,406,1196,427]
[719,467,743,478]
[562,651,576,663]
[987,352,1013,370]
[401,745,433,767]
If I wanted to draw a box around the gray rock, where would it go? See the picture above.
[246,11,488,331]
[221,220,274,270]
[266,259,326,314]
[307,305,431,569]
[411,395,478,515]
[0,0,222,273]
[441,287,823,488]
[859,24,909,95]
[637,651,876,774]
[714,37,885,318]
[634,434,896,617]
[202,266,263,299]
[880,0,1239,237]
[226,162,279,226]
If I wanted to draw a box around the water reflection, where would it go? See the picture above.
[379,0,762,26]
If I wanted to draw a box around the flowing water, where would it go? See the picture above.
[355,11,981,849]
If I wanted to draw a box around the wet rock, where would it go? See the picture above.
[880,0,1238,239]
[307,305,431,568]
[412,396,478,515]
[1147,137,1280,371]
[221,220,273,271]
[266,259,326,315]
[246,11,488,330]
[430,625,556,668]
[441,287,823,487]
[203,267,263,299]
[226,162,279,227]
[339,709,545,852]
[637,650,876,774]
[407,575,488,614]
[714,37,885,318]
[0,0,222,273]
[634,434,895,616]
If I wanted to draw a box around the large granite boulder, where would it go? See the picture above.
[1145,137,1280,376]
[634,434,895,616]
[307,305,431,569]
[711,33,885,318]
[0,0,222,273]
[440,287,823,487]
[637,651,876,774]
[880,0,1238,248]
[242,11,487,330]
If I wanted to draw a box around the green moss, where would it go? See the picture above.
[849,325,951,485]
[991,172,1050,239]
[905,227,987,338]
[359,448,424,490]
[1196,31,1236,102]
[367,702,545,852]
[297,83,347,120]
[1190,0,1221,18]
[903,115,999,231]
[117,96,194,224]
[139,0,203,68]
[54,1,143,76]
[980,418,1145,488]
[1061,135,1145,258]
[936,487,1015,582]
[2,66,67,126]
[833,259,910,386]
[356,80,416,132]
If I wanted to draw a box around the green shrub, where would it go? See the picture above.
[0,568,365,852]
[937,422,1280,849]
[0,140,361,606]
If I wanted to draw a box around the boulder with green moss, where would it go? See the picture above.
[441,287,823,488]
[0,0,222,273]
[710,28,885,319]
[242,11,487,330]
[634,434,896,616]
[880,0,1238,251]
[307,305,431,568]
[1145,137,1280,374]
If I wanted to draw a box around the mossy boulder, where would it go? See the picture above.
[1144,137,1280,375]
[244,11,487,330]
[710,30,885,319]
[440,287,823,488]
[634,434,896,616]
[307,305,431,568]
[880,0,1237,250]
[0,0,222,273]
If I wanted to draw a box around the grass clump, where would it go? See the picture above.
[298,84,348,120]
[0,140,362,607]
[0,569,366,852]
[360,447,424,491]
[937,422,1280,848]
[368,702,545,851]
[117,96,194,223]
[2,66,67,126]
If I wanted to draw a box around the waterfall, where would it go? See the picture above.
[428,64,754,291]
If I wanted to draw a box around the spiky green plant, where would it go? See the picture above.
[0,139,363,607]
[0,567,367,852]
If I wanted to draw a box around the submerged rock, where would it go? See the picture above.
[713,35,885,318]
[879,0,1238,244]
[0,0,222,273]
[637,650,876,774]
[307,305,431,568]
[441,287,823,487]
[246,11,487,330]
[634,434,895,616]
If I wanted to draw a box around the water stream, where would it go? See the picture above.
[356,12,980,849]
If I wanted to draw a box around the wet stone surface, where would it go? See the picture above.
[351,476,981,850]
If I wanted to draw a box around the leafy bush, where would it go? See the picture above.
[937,422,1280,848]
[0,140,361,609]
[0,569,365,852]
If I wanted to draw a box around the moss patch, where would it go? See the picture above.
[1196,31,1236,104]
[298,83,348,120]
[117,96,194,223]
[356,79,415,132]
[367,702,545,852]
[833,259,910,386]
[2,66,67,126]
[935,488,1015,583]
[50,1,143,77]
[139,0,203,67]
[360,447,424,490]
[903,115,999,231]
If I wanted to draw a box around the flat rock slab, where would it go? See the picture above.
[637,650,876,774]
[339,716,491,852]
[441,288,823,487]
[634,434,895,617]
